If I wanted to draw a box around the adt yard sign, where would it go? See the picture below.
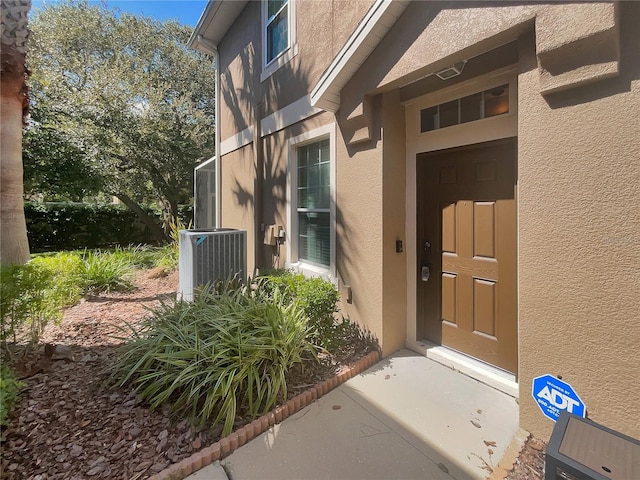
[532,375,586,422]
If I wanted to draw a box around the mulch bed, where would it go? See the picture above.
[1,268,546,479]
[0,269,373,480]
[505,436,546,479]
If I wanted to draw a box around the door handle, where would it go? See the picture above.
[421,265,430,282]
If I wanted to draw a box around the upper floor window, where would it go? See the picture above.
[261,0,297,81]
[266,0,289,64]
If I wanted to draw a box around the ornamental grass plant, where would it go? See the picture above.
[111,284,317,436]
[80,249,135,293]
[113,244,160,270]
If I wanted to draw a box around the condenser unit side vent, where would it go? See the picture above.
[178,228,247,301]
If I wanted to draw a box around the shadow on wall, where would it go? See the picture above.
[220,24,358,274]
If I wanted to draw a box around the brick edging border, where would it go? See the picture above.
[150,350,381,480]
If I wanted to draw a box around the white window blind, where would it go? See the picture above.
[297,139,330,266]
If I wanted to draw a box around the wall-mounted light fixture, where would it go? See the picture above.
[435,60,467,80]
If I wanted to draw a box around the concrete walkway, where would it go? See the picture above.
[186,350,519,480]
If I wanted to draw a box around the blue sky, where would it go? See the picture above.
[32,1,209,27]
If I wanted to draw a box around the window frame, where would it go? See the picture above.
[261,0,298,82]
[286,123,336,282]
[194,156,218,228]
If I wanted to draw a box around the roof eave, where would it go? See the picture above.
[310,0,410,113]
[188,0,248,52]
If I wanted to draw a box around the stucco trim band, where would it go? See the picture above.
[220,127,254,156]
[259,95,323,137]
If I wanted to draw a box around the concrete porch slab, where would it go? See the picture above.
[187,349,519,480]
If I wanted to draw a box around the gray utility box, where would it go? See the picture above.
[545,411,639,480]
[178,229,247,301]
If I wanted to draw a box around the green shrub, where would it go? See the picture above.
[30,252,85,306]
[81,250,135,293]
[25,202,155,251]
[296,276,345,352]
[0,248,153,343]
[0,364,23,426]
[256,270,346,352]
[1,253,85,343]
[1,263,56,343]
[111,286,316,436]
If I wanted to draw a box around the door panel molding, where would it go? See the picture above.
[405,72,517,354]
[415,139,518,374]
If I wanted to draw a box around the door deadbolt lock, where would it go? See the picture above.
[421,265,430,282]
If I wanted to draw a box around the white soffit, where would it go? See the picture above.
[188,0,248,50]
[310,0,410,113]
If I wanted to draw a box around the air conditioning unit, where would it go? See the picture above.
[178,228,247,301]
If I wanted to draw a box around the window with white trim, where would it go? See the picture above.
[261,0,297,81]
[287,124,336,280]
[266,0,289,64]
[297,139,330,266]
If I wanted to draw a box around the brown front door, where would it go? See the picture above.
[417,139,517,374]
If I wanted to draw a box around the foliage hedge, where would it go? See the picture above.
[25,202,193,251]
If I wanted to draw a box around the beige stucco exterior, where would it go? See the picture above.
[193,0,640,442]
[517,26,640,439]
[219,145,257,276]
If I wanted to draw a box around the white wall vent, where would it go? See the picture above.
[178,228,247,301]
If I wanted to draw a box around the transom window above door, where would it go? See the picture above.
[420,84,509,132]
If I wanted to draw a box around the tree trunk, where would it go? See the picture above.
[159,196,179,236]
[0,66,30,266]
[1,0,32,266]
[115,192,168,244]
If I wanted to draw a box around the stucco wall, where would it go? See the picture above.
[259,126,289,270]
[218,0,374,137]
[381,90,407,355]
[517,7,640,439]
[259,111,336,270]
[251,106,389,350]
[215,0,386,346]
[335,124,385,351]
[346,2,618,100]
[219,145,257,276]
[212,0,639,441]
[261,1,375,116]
[218,1,260,141]
[337,0,638,441]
